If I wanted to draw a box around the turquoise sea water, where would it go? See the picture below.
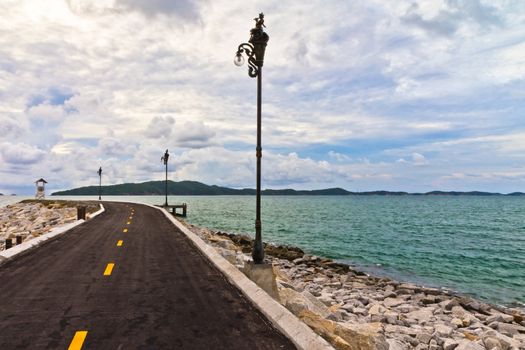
[2,195,524,308]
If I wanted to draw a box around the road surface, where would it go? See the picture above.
[0,202,296,349]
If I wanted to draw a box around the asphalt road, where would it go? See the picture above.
[0,202,296,349]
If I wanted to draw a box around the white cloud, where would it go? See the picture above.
[174,120,216,149]
[0,0,524,193]
[144,116,175,139]
[0,142,46,165]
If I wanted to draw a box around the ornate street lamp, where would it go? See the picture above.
[234,13,269,264]
[161,149,169,207]
[97,166,102,200]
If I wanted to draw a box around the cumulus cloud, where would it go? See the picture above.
[115,0,204,20]
[0,117,24,138]
[0,142,46,165]
[174,121,216,149]
[328,151,351,163]
[402,0,502,37]
[144,116,176,139]
[1,0,524,194]
[397,153,429,166]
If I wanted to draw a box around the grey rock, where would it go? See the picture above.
[443,338,460,350]
[486,314,505,324]
[416,332,433,344]
[384,297,405,308]
[397,304,417,313]
[369,303,387,315]
[384,311,399,325]
[491,322,525,337]
[292,257,304,264]
[396,289,415,296]
[435,323,454,336]
[482,329,522,350]
[385,324,419,337]
[387,338,408,350]
[455,340,485,350]
[353,307,368,316]
[452,318,465,327]
[406,307,436,323]
[482,337,502,350]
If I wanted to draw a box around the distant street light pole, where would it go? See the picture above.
[97,166,102,200]
[161,149,169,207]
[234,13,269,264]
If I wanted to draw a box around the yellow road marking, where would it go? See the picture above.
[103,263,115,276]
[123,228,128,233]
[117,240,123,246]
[68,331,88,350]
[127,221,131,225]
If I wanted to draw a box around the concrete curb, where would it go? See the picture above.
[150,204,334,350]
[0,204,105,266]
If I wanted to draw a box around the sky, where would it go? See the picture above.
[1,0,525,195]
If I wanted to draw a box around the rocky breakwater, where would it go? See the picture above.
[184,223,525,350]
[0,200,99,251]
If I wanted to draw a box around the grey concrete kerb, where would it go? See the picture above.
[0,204,105,266]
[150,204,334,350]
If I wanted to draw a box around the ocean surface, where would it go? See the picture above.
[2,195,524,308]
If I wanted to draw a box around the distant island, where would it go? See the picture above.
[51,180,525,196]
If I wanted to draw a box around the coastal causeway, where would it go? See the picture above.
[0,202,295,349]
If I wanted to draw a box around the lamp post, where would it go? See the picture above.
[234,13,269,264]
[97,166,102,200]
[161,149,169,207]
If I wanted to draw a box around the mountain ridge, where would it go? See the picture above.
[51,180,525,196]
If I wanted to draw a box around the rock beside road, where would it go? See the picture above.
[0,200,99,251]
[186,223,525,350]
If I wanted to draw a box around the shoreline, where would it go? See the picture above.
[2,200,524,349]
[184,222,525,350]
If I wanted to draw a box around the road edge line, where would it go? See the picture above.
[149,204,334,350]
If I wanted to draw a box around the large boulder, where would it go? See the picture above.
[278,288,331,318]
[299,310,389,350]
[297,310,352,350]
[406,307,435,323]
[383,297,404,308]
[491,322,525,337]
[455,340,485,350]
[335,322,389,350]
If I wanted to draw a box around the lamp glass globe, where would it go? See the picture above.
[234,54,244,66]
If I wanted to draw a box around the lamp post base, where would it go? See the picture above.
[241,261,279,301]
[252,239,264,264]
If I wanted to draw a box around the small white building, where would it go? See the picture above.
[35,178,47,199]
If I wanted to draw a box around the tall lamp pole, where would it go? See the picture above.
[234,13,269,264]
[97,166,102,200]
[161,149,169,207]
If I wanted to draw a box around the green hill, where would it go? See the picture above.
[51,180,350,196]
[51,181,525,196]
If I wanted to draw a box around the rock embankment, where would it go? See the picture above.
[0,200,99,251]
[186,224,525,350]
